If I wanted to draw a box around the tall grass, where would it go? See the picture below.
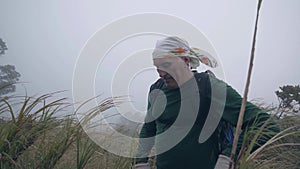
[0,92,133,169]
[235,109,300,169]
[0,93,68,168]
[2,91,298,168]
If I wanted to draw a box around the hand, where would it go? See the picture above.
[133,162,151,169]
[214,154,233,169]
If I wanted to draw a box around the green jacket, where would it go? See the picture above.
[136,73,276,169]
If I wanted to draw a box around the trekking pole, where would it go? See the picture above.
[229,0,263,168]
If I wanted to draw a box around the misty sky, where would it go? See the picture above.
[1,0,300,112]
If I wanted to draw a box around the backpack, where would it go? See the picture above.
[151,70,234,154]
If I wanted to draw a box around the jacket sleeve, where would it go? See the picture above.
[208,75,279,157]
[135,85,157,163]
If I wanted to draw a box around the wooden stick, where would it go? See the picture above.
[229,0,263,168]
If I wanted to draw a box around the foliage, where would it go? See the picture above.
[276,85,300,116]
[0,38,21,96]
[0,38,8,56]
[230,86,300,169]
[0,65,21,96]
[234,104,300,169]
[0,93,132,169]
[0,93,68,168]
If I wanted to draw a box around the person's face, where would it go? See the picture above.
[153,57,189,89]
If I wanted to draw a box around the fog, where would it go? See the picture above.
[1,0,299,114]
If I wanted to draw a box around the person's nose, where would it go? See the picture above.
[157,69,167,77]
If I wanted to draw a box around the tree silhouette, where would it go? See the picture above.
[276,85,300,117]
[0,38,8,55]
[0,38,21,96]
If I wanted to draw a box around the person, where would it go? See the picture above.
[134,36,277,169]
